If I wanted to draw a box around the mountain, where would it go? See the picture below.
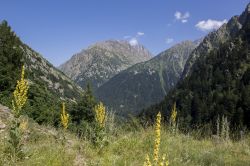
[0,20,83,124]
[182,5,246,78]
[59,40,152,91]
[141,3,250,130]
[96,41,199,116]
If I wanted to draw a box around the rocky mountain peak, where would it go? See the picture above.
[96,40,198,116]
[59,40,152,91]
[181,3,250,78]
[237,3,250,27]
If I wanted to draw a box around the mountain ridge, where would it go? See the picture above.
[96,40,199,116]
[59,40,152,91]
[182,3,250,79]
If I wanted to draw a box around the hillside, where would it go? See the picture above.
[96,41,198,116]
[141,4,250,130]
[59,40,152,91]
[0,21,84,124]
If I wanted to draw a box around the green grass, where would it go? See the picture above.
[1,121,250,166]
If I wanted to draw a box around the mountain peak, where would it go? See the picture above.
[238,3,250,25]
[96,40,198,116]
[246,3,250,12]
[59,40,152,90]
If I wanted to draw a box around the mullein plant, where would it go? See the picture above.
[12,65,29,118]
[93,102,107,146]
[170,102,177,134]
[144,112,169,166]
[5,65,29,161]
[60,102,69,130]
[94,102,106,128]
[60,102,69,145]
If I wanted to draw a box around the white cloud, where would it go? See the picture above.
[137,32,144,36]
[129,38,138,46]
[126,32,145,46]
[175,11,182,20]
[165,38,174,44]
[175,11,190,23]
[195,19,227,31]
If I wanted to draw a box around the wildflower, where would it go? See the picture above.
[153,112,161,163]
[144,112,169,166]
[170,102,177,126]
[94,102,106,128]
[60,102,69,129]
[144,154,152,166]
[12,65,29,117]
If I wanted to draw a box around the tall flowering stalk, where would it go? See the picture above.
[170,102,177,124]
[12,65,29,117]
[144,154,152,166]
[94,102,106,128]
[170,102,177,133]
[6,65,29,161]
[144,112,169,166]
[153,112,161,163]
[60,102,69,129]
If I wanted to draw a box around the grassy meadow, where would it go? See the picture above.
[0,116,250,166]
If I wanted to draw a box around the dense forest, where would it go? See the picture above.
[141,13,250,133]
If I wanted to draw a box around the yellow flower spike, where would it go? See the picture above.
[94,102,106,128]
[144,154,152,166]
[60,102,69,129]
[170,102,177,125]
[12,65,29,117]
[153,112,161,163]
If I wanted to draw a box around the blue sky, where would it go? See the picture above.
[0,0,249,66]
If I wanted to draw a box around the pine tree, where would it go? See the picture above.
[71,82,96,125]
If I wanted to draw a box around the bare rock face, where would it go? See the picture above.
[23,45,83,101]
[59,40,152,91]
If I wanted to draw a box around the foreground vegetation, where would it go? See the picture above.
[1,119,250,166]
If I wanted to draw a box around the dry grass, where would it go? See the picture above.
[0,120,250,166]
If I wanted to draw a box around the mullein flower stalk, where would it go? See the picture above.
[144,112,169,166]
[7,65,29,161]
[170,102,177,126]
[94,102,106,128]
[12,65,29,118]
[60,102,69,129]
[144,154,152,166]
[170,102,177,134]
[153,112,161,163]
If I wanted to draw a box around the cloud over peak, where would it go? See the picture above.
[125,31,145,46]
[195,19,227,31]
[129,38,138,46]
